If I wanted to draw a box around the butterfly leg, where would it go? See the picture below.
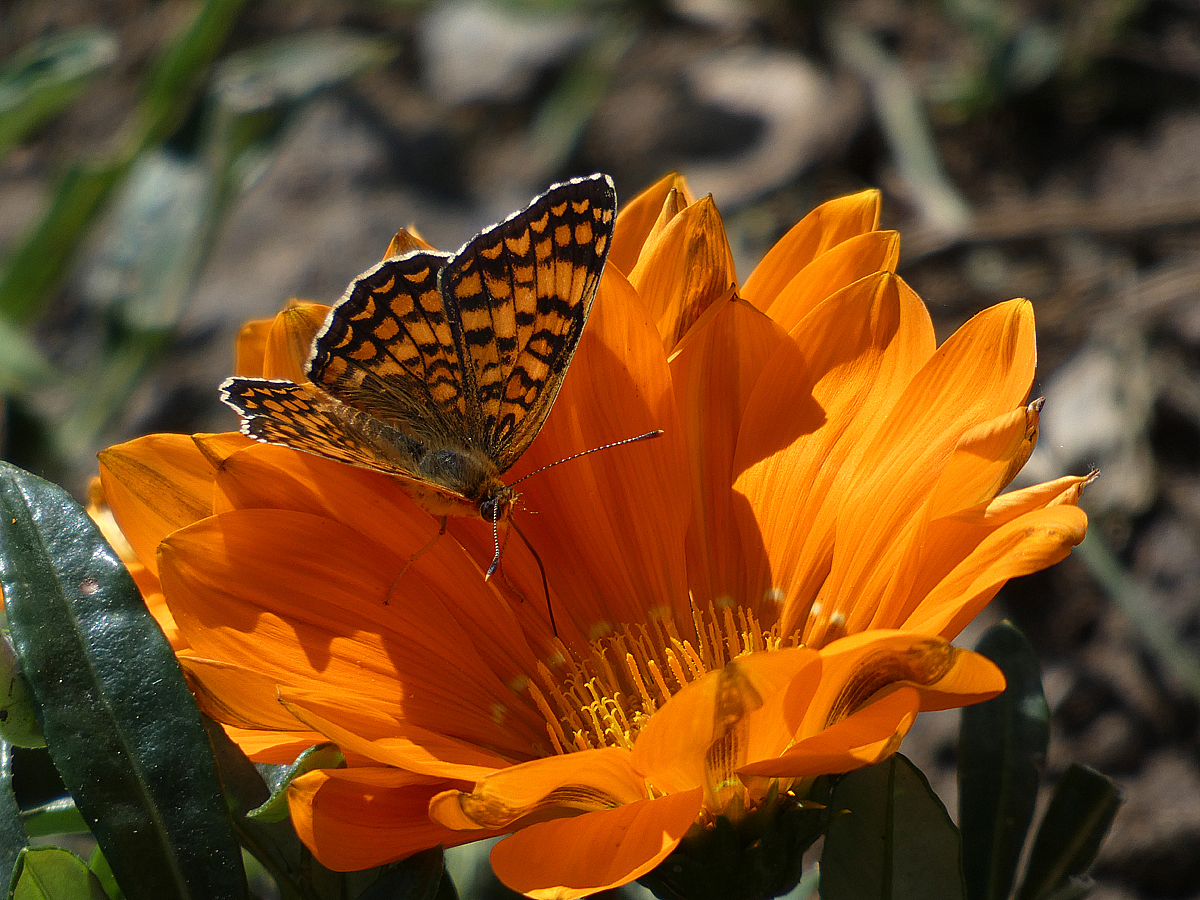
[506,521,557,637]
[384,516,448,605]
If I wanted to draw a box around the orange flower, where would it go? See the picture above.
[98,180,1086,899]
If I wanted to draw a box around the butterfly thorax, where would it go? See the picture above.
[414,445,514,521]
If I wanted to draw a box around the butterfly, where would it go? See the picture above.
[220,174,618,555]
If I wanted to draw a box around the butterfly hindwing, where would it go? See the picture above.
[307,250,467,447]
[219,378,482,516]
[441,174,617,471]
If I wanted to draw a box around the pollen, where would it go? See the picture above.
[531,603,792,754]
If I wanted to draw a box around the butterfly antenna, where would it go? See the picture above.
[510,520,557,637]
[486,502,503,579]
[510,430,664,487]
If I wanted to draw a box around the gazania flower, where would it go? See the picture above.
[97,176,1088,899]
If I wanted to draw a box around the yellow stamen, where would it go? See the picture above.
[528,601,789,753]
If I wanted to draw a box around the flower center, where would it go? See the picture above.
[528,601,793,754]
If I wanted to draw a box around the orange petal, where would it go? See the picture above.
[180,655,321,733]
[628,196,738,352]
[668,295,791,608]
[903,503,1088,640]
[210,442,541,687]
[733,273,934,630]
[904,475,1089,620]
[429,747,646,831]
[925,400,1041,521]
[383,227,436,259]
[741,190,882,309]
[631,647,820,800]
[739,686,918,778]
[290,767,486,872]
[159,509,547,758]
[282,691,513,781]
[234,317,275,377]
[220,723,319,764]
[489,788,704,900]
[762,230,900,333]
[98,435,217,576]
[800,631,1004,735]
[261,302,331,382]
[807,299,1036,645]
[470,268,691,640]
[191,431,255,468]
[609,173,695,275]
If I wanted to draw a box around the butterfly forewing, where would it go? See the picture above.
[441,174,617,471]
[307,250,468,445]
[220,173,618,523]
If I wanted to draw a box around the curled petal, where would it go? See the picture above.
[631,647,819,800]
[262,302,331,381]
[796,631,1003,736]
[903,504,1089,640]
[290,767,488,872]
[739,686,919,778]
[609,173,695,275]
[234,317,274,377]
[628,196,737,352]
[489,788,704,900]
[429,747,646,832]
[926,400,1042,520]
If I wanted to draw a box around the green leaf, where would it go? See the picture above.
[85,849,121,900]
[821,754,965,900]
[0,631,43,749]
[1017,765,1120,900]
[0,159,129,323]
[212,29,395,117]
[250,743,344,823]
[0,463,247,900]
[0,743,28,885]
[959,622,1049,900]
[134,0,249,150]
[0,29,118,158]
[10,847,108,900]
[21,799,88,839]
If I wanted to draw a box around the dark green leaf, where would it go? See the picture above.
[1017,765,1120,900]
[0,463,246,900]
[251,744,344,823]
[821,754,965,900]
[10,847,108,900]
[357,847,446,900]
[0,30,118,157]
[639,785,828,900]
[960,622,1049,900]
[0,743,28,884]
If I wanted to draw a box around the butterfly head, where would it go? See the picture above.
[479,482,517,527]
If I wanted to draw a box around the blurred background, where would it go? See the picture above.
[2,1,1199,897]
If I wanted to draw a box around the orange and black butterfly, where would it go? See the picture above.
[221,174,617,542]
